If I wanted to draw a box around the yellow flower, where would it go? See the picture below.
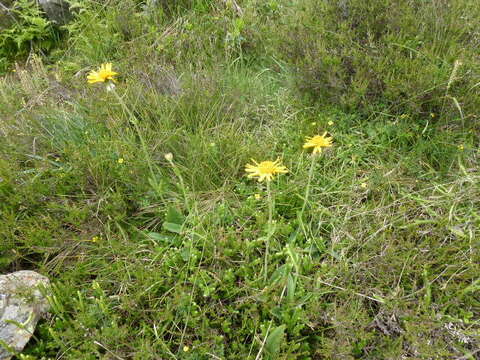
[360,182,368,189]
[87,63,118,84]
[91,236,100,242]
[327,120,334,126]
[183,346,190,352]
[117,158,124,164]
[303,132,333,154]
[245,159,288,182]
[458,144,464,151]
[254,193,261,200]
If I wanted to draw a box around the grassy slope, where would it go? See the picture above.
[0,0,479,359]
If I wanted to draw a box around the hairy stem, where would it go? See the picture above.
[299,154,317,220]
[264,180,274,283]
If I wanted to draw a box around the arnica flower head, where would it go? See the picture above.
[87,63,118,84]
[303,132,333,155]
[245,159,288,182]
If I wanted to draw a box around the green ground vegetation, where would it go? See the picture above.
[0,0,479,358]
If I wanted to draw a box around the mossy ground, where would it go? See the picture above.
[1,0,479,359]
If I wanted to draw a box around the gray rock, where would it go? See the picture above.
[0,271,50,360]
[0,1,15,30]
[38,0,72,25]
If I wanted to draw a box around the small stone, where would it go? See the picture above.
[0,271,50,360]
[38,0,72,25]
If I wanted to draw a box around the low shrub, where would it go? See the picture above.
[277,0,480,121]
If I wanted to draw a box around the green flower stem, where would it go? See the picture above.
[166,158,190,211]
[299,153,317,221]
[110,87,155,178]
[267,180,274,227]
[264,180,274,284]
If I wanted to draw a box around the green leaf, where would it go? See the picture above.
[162,222,182,234]
[165,206,185,225]
[287,273,296,304]
[265,324,286,357]
[146,232,175,244]
[162,206,185,234]
[269,264,287,284]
